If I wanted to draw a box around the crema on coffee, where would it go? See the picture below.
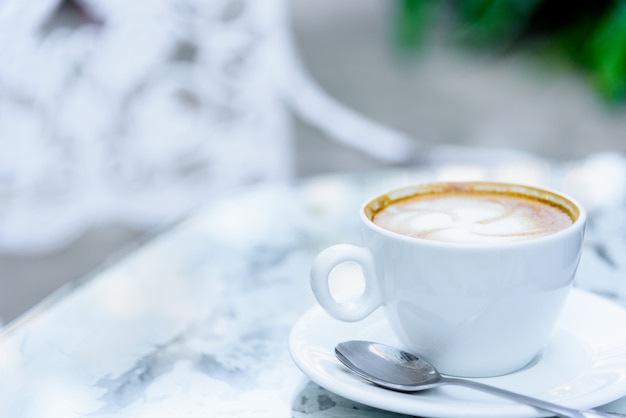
[370,184,575,244]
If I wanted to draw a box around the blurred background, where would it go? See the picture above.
[1,0,626,324]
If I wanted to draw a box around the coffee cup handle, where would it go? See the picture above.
[310,244,383,322]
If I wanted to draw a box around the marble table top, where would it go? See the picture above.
[1,152,626,417]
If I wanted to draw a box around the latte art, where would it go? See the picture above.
[372,193,573,244]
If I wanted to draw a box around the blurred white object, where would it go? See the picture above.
[0,0,417,253]
[0,0,284,252]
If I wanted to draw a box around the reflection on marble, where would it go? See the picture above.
[0,153,625,417]
[292,381,416,418]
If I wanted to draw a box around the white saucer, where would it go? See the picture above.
[289,288,626,418]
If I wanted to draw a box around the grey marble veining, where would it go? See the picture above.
[1,154,626,417]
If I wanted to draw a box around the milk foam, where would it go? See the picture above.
[373,194,572,243]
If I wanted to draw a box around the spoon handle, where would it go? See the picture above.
[443,376,618,418]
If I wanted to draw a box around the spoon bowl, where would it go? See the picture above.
[335,340,441,391]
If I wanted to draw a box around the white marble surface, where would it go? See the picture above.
[1,153,626,417]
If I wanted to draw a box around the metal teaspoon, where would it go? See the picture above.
[335,341,618,418]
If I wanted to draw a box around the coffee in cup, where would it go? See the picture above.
[310,181,586,377]
[370,182,575,244]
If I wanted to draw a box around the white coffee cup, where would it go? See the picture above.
[310,181,586,377]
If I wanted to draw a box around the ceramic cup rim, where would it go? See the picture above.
[360,181,587,249]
